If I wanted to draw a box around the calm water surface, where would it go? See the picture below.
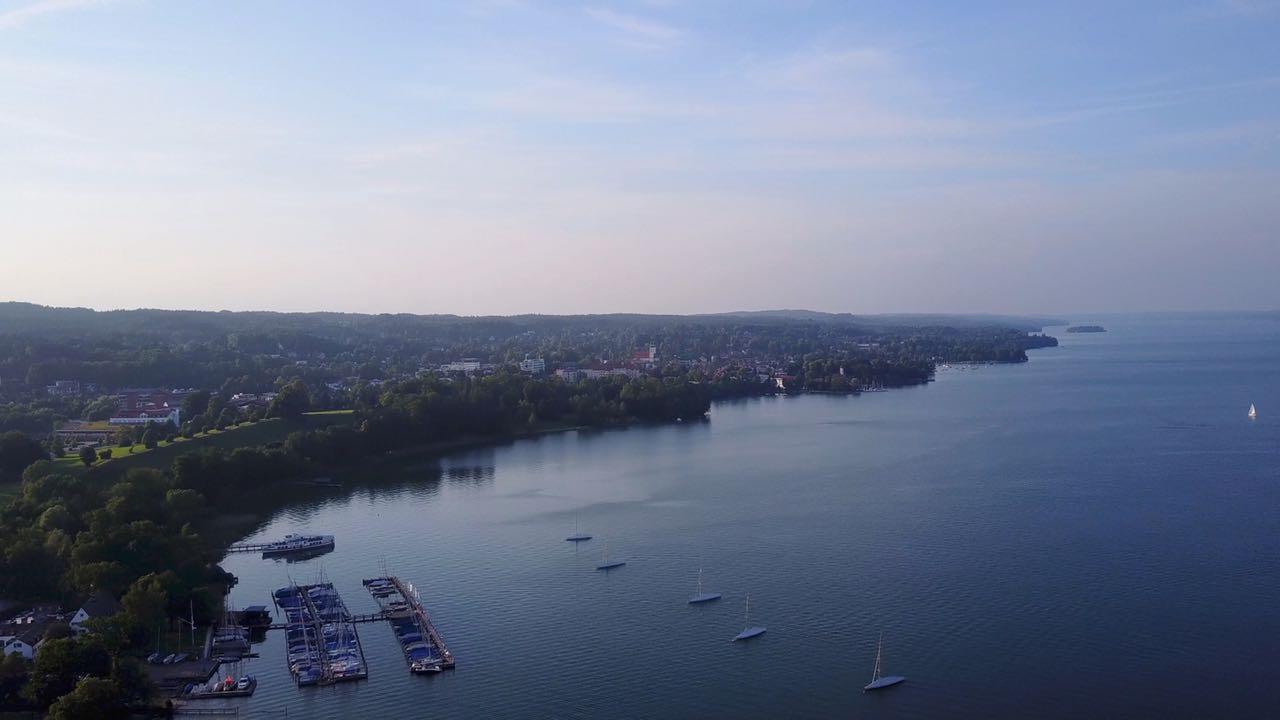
[214,314,1280,719]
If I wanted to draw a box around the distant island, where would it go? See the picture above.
[1066,325,1106,333]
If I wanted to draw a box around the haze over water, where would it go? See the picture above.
[216,313,1280,719]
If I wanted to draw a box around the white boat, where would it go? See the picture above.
[1248,403,1257,419]
[596,541,625,570]
[566,514,592,542]
[260,533,335,557]
[863,633,906,691]
[688,566,721,604]
[731,593,766,641]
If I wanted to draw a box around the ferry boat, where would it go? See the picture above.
[261,533,335,557]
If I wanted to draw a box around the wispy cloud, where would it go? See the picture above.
[585,7,683,49]
[0,0,106,30]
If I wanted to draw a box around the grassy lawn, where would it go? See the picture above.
[80,419,295,476]
[0,413,361,494]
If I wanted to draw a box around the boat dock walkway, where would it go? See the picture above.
[363,575,456,672]
[273,583,369,686]
[226,541,276,553]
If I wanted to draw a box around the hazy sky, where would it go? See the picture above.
[1,1,1278,316]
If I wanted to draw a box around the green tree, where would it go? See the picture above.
[0,430,47,480]
[78,446,96,467]
[22,637,110,708]
[98,448,113,461]
[0,652,30,710]
[50,434,66,458]
[269,379,311,419]
[179,391,211,423]
[81,396,119,421]
[46,676,123,720]
[141,424,160,450]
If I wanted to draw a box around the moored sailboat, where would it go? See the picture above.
[731,593,766,641]
[596,541,625,570]
[566,514,592,542]
[863,633,906,691]
[688,566,721,604]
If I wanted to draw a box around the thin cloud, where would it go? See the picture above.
[0,0,106,30]
[585,7,683,48]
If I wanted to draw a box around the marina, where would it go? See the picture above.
[272,583,368,686]
[363,576,456,673]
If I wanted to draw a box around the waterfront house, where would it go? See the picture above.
[70,590,120,635]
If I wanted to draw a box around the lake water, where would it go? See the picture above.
[215,313,1280,719]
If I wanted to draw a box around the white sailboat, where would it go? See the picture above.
[688,566,721,604]
[595,540,625,570]
[565,514,592,542]
[863,633,906,691]
[731,593,766,641]
[1248,403,1257,420]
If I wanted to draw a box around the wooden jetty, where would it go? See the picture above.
[363,575,456,672]
[273,583,369,686]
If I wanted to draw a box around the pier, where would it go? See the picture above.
[273,583,369,686]
[363,576,456,672]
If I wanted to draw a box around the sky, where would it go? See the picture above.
[1,0,1278,316]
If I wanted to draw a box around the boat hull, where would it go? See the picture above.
[262,540,335,557]
[689,592,722,604]
[565,534,592,542]
[732,626,767,641]
[596,560,626,570]
[864,676,906,691]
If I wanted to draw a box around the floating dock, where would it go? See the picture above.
[273,583,368,686]
[363,576,455,672]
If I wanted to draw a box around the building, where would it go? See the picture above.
[45,380,81,397]
[555,368,581,383]
[1,629,40,660]
[70,590,119,636]
[442,359,483,374]
[54,420,115,446]
[519,357,546,374]
[109,407,180,427]
[631,345,658,365]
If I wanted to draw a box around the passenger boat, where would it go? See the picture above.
[260,533,335,557]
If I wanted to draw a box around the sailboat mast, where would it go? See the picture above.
[872,633,883,682]
[745,593,750,623]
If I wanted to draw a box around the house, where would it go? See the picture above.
[518,357,546,374]
[1,628,41,660]
[70,590,119,635]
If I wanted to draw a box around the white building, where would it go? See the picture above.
[442,360,482,373]
[108,408,180,426]
[519,357,546,374]
[2,633,37,660]
[70,590,119,636]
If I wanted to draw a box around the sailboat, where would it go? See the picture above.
[565,514,592,542]
[863,633,906,691]
[595,541,625,570]
[1248,403,1257,420]
[731,593,766,641]
[688,566,721,604]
